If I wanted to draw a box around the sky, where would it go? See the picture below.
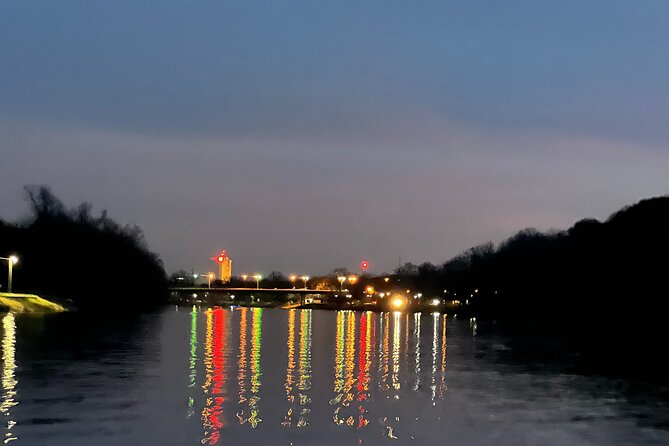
[2,1,669,275]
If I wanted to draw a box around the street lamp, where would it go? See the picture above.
[242,274,248,287]
[289,275,297,289]
[208,273,214,289]
[0,255,19,294]
[337,276,346,291]
[300,275,309,289]
[254,274,262,289]
[347,275,358,284]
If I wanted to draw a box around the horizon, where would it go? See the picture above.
[1,187,666,277]
[2,1,669,274]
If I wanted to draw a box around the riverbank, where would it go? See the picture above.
[0,293,66,313]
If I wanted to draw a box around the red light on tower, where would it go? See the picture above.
[212,250,227,263]
[211,251,232,283]
[361,260,369,271]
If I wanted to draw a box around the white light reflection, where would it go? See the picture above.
[431,312,439,403]
[413,313,421,391]
[392,312,401,391]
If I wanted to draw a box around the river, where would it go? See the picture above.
[1,308,667,445]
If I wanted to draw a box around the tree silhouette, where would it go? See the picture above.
[0,186,167,310]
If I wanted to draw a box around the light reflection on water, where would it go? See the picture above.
[191,308,451,444]
[234,307,263,429]
[282,309,296,427]
[2,308,669,445]
[1,313,18,444]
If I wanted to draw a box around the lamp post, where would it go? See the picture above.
[337,276,346,291]
[301,275,309,289]
[0,255,19,294]
[289,275,297,289]
[208,273,214,289]
[254,274,262,289]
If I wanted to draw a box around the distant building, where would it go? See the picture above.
[219,257,232,283]
[213,251,233,283]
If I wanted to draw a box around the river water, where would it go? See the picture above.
[1,308,668,445]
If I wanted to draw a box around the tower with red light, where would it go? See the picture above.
[361,260,369,272]
[212,250,233,283]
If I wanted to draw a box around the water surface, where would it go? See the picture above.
[1,308,668,445]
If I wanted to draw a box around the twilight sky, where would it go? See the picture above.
[2,1,669,275]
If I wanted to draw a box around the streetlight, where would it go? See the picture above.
[208,273,214,289]
[254,274,262,289]
[289,275,297,289]
[0,255,19,294]
[337,276,346,291]
[242,274,248,287]
[300,275,309,289]
[347,275,358,284]
[392,296,405,310]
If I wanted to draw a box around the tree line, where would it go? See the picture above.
[0,186,167,310]
[390,196,669,320]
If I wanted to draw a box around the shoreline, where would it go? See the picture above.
[0,293,67,313]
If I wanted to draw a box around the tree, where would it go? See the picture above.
[264,271,290,288]
[0,186,168,310]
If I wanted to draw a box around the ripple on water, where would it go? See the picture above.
[2,309,668,446]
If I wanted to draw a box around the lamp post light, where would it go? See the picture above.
[254,274,262,289]
[242,274,248,287]
[0,255,19,293]
[337,276,346,291]
[289,275,297,289]
[301,275,309,289]
[208,273,214,289]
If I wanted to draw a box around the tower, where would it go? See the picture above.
[212,251,233,283]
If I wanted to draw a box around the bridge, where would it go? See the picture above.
[169,287,347,306]
[169,287,342,294]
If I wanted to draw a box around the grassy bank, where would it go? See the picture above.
[0,293,66,313]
